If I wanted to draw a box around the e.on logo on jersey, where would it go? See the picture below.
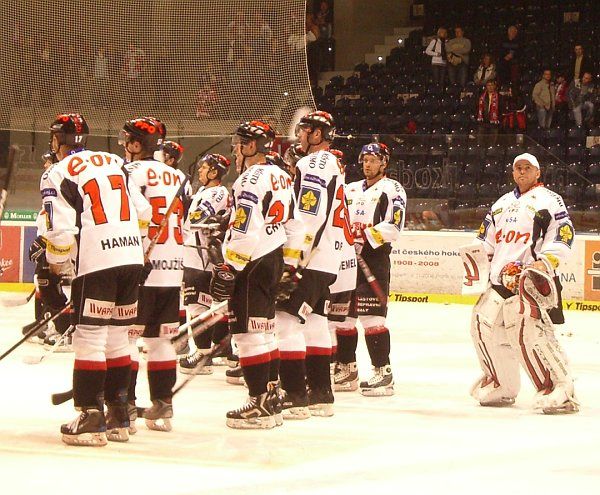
[68,153,114,176]
[494,228,531,245]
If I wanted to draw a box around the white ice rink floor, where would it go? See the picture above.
[0,297,599,495]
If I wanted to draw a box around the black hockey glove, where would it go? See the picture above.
[276,265,302,301]
[207,238,224,265]
[37,264,67,310]
[28,235,47,263]
[210,263,236,302]
[139,260,153,285]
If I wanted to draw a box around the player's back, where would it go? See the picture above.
[295,150,351,274]
[42,149,143,276]
[126,159,188,286]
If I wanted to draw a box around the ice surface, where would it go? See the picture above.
[0,296,599,495]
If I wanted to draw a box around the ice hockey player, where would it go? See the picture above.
[333,142,406,396]
[40,113,147,446]
[161,140,184,169]
[179,153,231,375]
[122,117,189,432]
[275,111,349,418]
[210,120,304,429]
[282,142,305,179]
[465,153,578,414]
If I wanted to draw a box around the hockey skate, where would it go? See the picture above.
[471,375,515,407]
[333,362,358,392]
[144,399,173,432]
[211,342,233,366]
[127,401,138,434]
[61,408,107,447]
[308,387,335,417]
[226,393,276,429]
[225,365,246,385]
[280,390,310,420]
[267,381,284,426]
[178,349,213,375]
[360,365,394,397]
[29,318,54,345]
[533,385,579,415]
[105,402,130,442]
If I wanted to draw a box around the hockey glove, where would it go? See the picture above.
[28,235,47,263]
[276,265,302,301]
[210,263,236,302]
[139,260,153,285]
[207,238,224,265]
[37,264,67,310]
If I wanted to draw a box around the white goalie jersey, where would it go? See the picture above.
[183,184,231,272]
[125,159,190,287]
[39,150,148,276]
[223,163,306,272]
[476,184,574,285]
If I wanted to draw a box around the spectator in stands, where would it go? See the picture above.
[554,73,569,126]
[498,25,521,85]
[477,79,503,142]
[248,13,273,55]
[568,72,596,127]
[532,69,556,129]
[228,12,249,62]
[473,53,496,87]
[93,46,110,108]
[571,44,593,85]
[425,27,448,91]
[306,11,321,86]
[38,41,53,106]
[316,0,333,39]
[502,85,527,133]
[446,26,471,88]
[122,43,145,105]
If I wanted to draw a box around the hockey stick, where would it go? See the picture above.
[0,303,72,362]
[1,287,36,307]
[356,253,388,306]
[23,325,75,365]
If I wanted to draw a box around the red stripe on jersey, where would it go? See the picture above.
[106,356,131,368]
[364,326,388,336]
[270,349,280,360]
[306,346,332,356]
[131,361,140,371]
[75,359,107,371]
[332,345,338,354]
[280,351,306,360]
[336,327,358,336]
[239,352,271,367]
[147,360,177,371]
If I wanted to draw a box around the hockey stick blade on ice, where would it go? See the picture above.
[1,288,36,307]
[23,325,75,365]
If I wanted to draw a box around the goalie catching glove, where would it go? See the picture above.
[210,263,236,302]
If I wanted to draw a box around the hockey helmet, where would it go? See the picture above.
[50,113,89,147]
[295,110,336,142]
[358,142,390,165]
[200,153,231,178]
[163,140,184,164]
[283,142,305,167]
[119,117,165,151]
[265,151,287,170]
[232,120,276,154]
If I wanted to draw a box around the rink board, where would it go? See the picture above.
[2,219,600,311]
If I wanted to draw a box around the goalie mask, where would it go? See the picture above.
[50,113,89,148]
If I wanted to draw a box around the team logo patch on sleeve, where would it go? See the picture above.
[555,223,574,247]
[299,186,321,215]
[232,204,252,233]
[392,205,404,230]
[477,219,490,240]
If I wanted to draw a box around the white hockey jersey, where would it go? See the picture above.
[223,162,306,272]
[294,150,350,275]
[126,159,189,287]
[183,184,231,272]
[345,177,407,248]
[476,184,574,285]
[40,150,147,276]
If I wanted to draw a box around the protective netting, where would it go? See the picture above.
[0,0,315,136]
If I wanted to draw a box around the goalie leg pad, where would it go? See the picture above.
[470,289,520,404]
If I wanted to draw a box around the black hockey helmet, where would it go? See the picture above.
[50,113,89,147]
[265,151,287,169]
[295,110,336,142]
[119,117,165,151]
[283,142,305,167]
[232,120,276,154]
[358,142,390,165]
[200,153,231,179]
[163,140,184,164]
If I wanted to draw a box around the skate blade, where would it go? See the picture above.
[226,416,276,429]
[62,432,108,447]
[542,403,579,415]
[360,386,394,397]
[308,404,334,417]
[211,357,229,366]
[226,359,239,368]
[106,427,129,442]
[282,407,311,420]
[226,376,246,386]
[480,398,515,407]
[180,366,213,375]
[145,418,172,432]
[334,380,358,392]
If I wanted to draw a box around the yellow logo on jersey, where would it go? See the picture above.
[299,187,321,215]
[556,223,574,247]
[232,205,252,233]
[392,205,404,231]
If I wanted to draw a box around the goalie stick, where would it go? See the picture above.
[356,253,388,306]
[0,303,72,362]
